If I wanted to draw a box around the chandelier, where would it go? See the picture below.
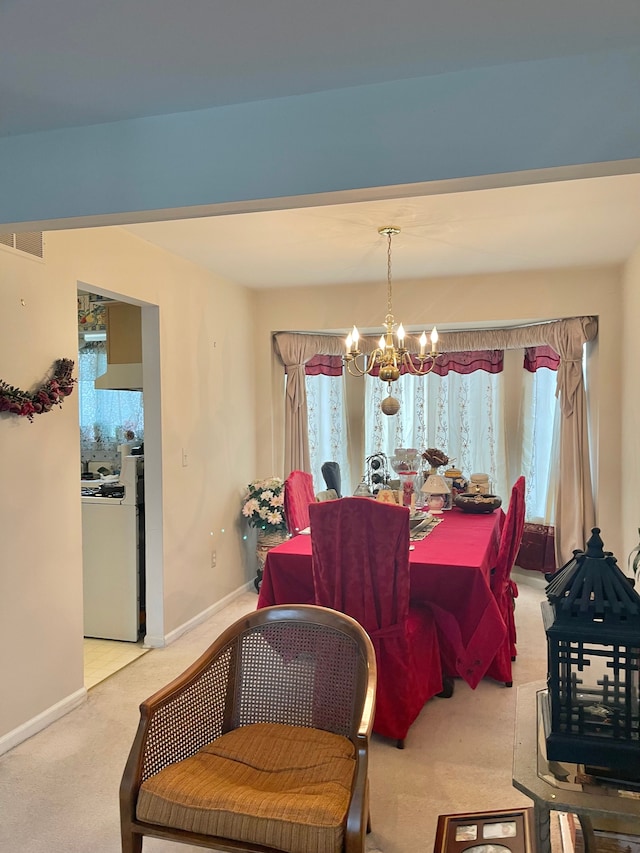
[344,226,441,415]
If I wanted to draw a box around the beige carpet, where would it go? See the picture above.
[0,568,549,853]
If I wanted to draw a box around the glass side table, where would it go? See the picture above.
[513,681,640,853]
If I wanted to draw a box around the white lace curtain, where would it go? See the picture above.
[78,343,144,449]
[306,373,352,497]
[365,360,559,524]
[365,368,508,498]
[521,364,559,524]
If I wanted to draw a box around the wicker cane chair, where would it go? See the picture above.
[120,604,377,853]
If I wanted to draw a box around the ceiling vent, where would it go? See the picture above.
[0,232,44,259]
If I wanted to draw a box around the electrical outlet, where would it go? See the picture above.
[211,551,217,568]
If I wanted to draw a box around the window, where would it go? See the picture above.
[365,369,508,498]
[306,372,351,497]
[78,342,144,454]
[299,339,562,524]
[520,366,559,523]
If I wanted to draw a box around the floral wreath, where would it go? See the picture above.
[0,358,77,422]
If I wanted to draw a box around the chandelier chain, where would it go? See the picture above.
[386,230,393,318]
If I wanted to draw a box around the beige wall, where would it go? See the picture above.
[254,265,624,557]
[621,244,640,566]
[0,227,256,747]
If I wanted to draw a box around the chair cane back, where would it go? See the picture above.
[120,604,376,853]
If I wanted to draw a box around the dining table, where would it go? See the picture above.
[257,506,509,689]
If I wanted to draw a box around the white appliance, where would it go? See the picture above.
[81,456,141,641]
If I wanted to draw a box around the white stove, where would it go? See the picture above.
[80,455,139,505]
[81,455,143,641]
[81,486,128,505]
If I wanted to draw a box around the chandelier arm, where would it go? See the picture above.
[345,349,384,377]
[401,350,438,376]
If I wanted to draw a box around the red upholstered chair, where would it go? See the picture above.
[283,470,315,535]
[485,476,526,687]
[309,497,443,748]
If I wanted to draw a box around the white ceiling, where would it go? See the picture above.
[3,0,640,286]
[122,174,640,288]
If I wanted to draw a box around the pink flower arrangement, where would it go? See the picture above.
[0,359,76,422]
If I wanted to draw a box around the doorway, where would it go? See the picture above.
[77,285,163,685]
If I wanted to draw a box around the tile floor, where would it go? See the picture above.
[83,637,150,689]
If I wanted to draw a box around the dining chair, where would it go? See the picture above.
[485,476,526,687]
[309,497,443,748]
[120,604,377,853]
[283,469,316,534]
[321,461,342,497]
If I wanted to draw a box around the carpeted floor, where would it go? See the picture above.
[0,568,550,853]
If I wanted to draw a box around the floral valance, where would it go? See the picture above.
[300,347,560,377]
[524,344,561,372]
[285,354,344,377]
[434,349,505,375]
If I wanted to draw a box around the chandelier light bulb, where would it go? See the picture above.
[346,325,360,355]
[397,323,405,345]
[419,331,427,356]
[378,334,386,350]
[431,326,439,347]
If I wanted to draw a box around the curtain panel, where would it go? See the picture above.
[273,316,597,564]
[272,335,319,475]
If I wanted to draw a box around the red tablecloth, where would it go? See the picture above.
[257,508,508,688]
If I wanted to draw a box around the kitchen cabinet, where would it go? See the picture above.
[94,301,143,391]
[106,302,142,364]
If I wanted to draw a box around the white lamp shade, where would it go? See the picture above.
[421,474,450,495]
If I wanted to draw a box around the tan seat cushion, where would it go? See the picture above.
[137,722,356,853]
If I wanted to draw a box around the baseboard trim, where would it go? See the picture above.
[1,583,254,754]
[144,581,254,648]
[0,687,87,757]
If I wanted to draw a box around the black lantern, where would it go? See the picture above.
[542,528,640,778]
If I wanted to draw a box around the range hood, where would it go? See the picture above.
[95,363,143,391]
[93,301,143,392]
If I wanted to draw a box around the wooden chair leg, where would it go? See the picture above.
[396,738,405,749]
[437,676,455,698]
[121,829,142,853]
